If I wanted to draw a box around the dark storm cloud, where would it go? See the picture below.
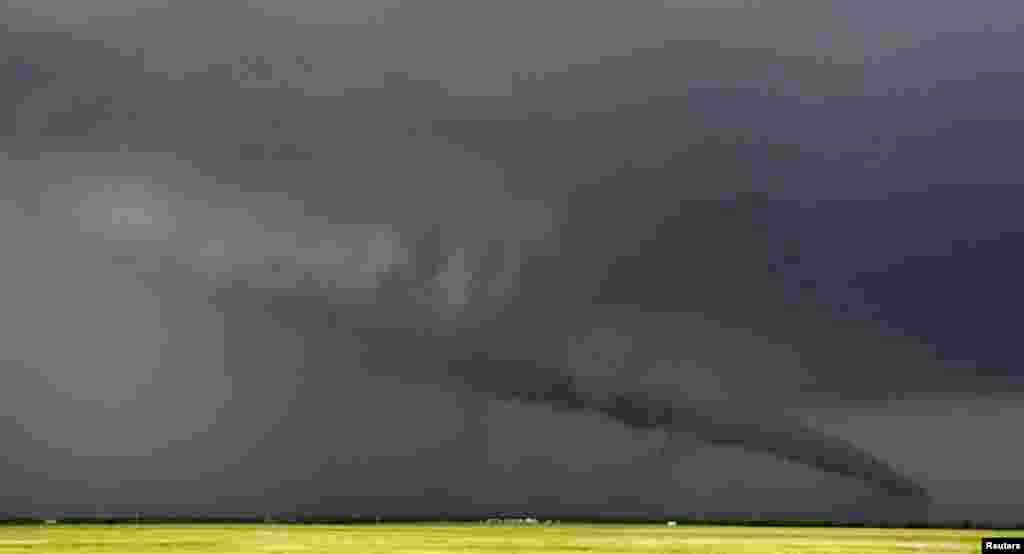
[2,0,1023,525]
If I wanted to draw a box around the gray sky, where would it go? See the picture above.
[2,1,1023,525]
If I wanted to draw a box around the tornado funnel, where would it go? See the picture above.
[442,352,931,503]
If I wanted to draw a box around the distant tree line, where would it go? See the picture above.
[0,514,1020,530]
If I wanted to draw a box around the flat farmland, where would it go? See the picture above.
[0,524,1016,553]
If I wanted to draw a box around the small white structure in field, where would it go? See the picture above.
[666,520,678,527]
[485,516,540,525]
[44,520,58,525]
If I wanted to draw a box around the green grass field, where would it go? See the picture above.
[0,523,1016,553]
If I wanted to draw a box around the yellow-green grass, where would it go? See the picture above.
[0,523,1018,553]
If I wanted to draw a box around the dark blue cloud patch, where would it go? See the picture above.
[850,226,1024,379]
